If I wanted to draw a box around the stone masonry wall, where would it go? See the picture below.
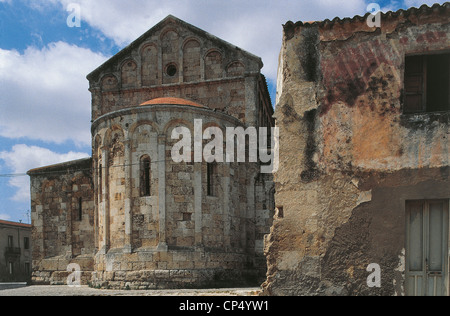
[90,103,272,288]
[88,16,262,127]
[29,158,95,285]
[28,15,274,289]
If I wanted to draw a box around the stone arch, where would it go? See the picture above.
[104,126,125,166]
[101,74,119,91]
[226,60,245,77]
[120,59,138,87]
[182,38,201,82]
[182,37,202,50]
[130,121,159,163]
[93,134,103,156]
[100,128,112,148]
[204,49,223,80]
[129,120,160,136]
[159,27,178,42]
[103,125,126,146]
[163,118,194,137]
[140,43,158,86]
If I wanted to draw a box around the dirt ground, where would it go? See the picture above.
[0,284,261,296]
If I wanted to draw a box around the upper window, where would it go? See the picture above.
[404,53,450,113]
[77,197,83,221]
[165,64,177,77]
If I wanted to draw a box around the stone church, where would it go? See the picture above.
[28,15,274,289]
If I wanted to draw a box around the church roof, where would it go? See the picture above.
[140,97,206,108]
[0,220,32,229]
[27,157,92,176]
[87,15,263,82]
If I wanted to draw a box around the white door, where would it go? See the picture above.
[406,200,449,296]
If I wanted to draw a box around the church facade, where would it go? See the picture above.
[28,15,274,289]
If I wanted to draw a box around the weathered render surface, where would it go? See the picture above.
[28,15,274,289]
[263,3,449,296]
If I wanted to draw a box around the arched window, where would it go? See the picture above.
[140,155,151,197]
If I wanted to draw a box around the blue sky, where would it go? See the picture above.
[0,0,446,223]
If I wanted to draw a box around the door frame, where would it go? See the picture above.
[405,199,449,296]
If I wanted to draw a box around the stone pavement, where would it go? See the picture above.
[0,285,261,296]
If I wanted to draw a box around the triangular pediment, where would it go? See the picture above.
[87,15,262,83]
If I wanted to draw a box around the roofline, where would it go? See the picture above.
[0,219,32,228]
[87,14,263,82]
[140,97,206,108]
[27,157,92,176]
[259,73,273,111]
[284,1,449,29]
[91,102,244,135]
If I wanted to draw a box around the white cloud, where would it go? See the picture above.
[0,144,89,202]
[0,0,371,150]
[0,41,108,146]
[15,0,449,92]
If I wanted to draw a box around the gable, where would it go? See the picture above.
[87,15,263,84]
[87,15,268,124]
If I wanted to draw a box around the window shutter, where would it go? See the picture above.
[404,55,425,113]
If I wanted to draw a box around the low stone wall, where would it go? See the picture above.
[32,248,264,289]
[32,255,94,285]
[90,268,260,290]
[92,248,263,289]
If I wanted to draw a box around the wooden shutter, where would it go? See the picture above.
[404,55,426,113]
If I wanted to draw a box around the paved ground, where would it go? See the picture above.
[0,285,261,296]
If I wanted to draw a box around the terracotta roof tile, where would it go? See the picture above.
[0,220,32,228]
[140,97,206,108]
[284,2,449,29]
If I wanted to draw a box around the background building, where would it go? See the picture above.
[28,15,274,289]
[0,220,32,283]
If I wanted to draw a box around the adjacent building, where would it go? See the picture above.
[0,220,32,282]
[263,2,449,296]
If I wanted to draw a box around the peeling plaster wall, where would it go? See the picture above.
[263,7,450,296]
